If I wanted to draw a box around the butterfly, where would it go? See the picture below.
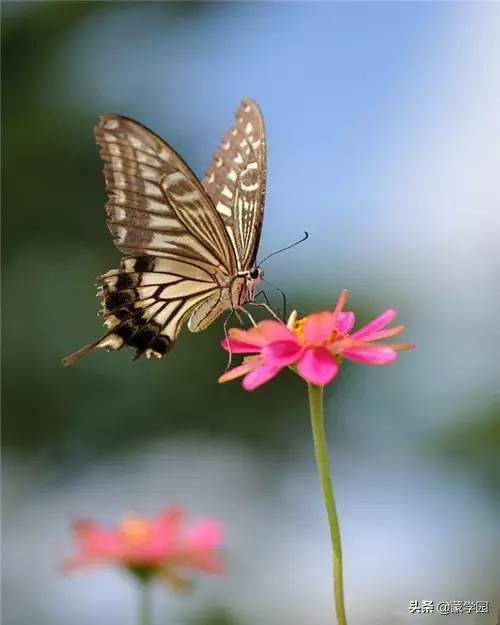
[63,98,267,366]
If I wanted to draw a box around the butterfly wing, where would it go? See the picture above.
[63,115,237,365]
[97,114,236,270]
[202,98,266,271]
[62,255,225,366]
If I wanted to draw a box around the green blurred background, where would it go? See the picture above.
[2,2,499,625]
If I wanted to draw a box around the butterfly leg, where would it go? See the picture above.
[250,291,283,321]
[233,308,244,326]
[260,280,288,320]
[223,309,236,371]
[253,289,273,308]
[223,307,247,371]
[238,306,258,327]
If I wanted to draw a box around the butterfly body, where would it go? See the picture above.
[63,99,267,366]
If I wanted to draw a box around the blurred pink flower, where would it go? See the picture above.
[219,290,414,390]
[64,507,223,587]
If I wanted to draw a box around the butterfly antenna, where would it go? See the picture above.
[258,231,309,265]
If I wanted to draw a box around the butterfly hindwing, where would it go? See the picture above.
[62,254,222,366]
[98,255,222,353]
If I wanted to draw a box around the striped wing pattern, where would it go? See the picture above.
[63,100,266,366]
[96,255,223,351]
[96,115,236,271]
[202,98,266,270]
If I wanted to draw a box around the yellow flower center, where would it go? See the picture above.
[290,315,346,347]
[328,328,346,344]
[120,515,151,546]
[292,316,306,343]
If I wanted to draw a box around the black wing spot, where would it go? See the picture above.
[130,323,160,350]
[116,273,138,289]
[151,336,173,356]
[134,256,155,272]
[115,319,139,340]
[106,290,135,311]
[114,307,132,320]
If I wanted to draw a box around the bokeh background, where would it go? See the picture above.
[2,2,500,625]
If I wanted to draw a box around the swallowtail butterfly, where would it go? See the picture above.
[63,98,266,366]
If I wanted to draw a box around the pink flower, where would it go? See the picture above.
[219,290,414,390]
[64,507,223,587]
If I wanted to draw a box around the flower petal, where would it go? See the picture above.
[254,320,298,342]
[225,327,266,347]
[64,520,124,568]
[156,507,184,535]
[262,340,303,366]
[218,358,260,383]
[286,309,298,329]
[185,520,223,551]
[388,342,416,351]
[297,347,339,385]
[302,311,337,344]
[350,309,398,339]
[332,289,349,315]
[354,324,405,342]
[336,311,355,333]
[242,363,282,390]
[221,337,262,353]
[342,346,398,364]
[224,321,296,350]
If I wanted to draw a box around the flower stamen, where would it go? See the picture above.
[120,515,151,546]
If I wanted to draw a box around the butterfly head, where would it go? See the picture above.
[243,266,263,301]
[249,266,263,281]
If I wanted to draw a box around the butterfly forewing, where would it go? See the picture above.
[97,115,236,271]
[63,100,266,365]
[202,98,266,270]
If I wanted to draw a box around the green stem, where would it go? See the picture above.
[308,383,348,625]
[138,580,152,625]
